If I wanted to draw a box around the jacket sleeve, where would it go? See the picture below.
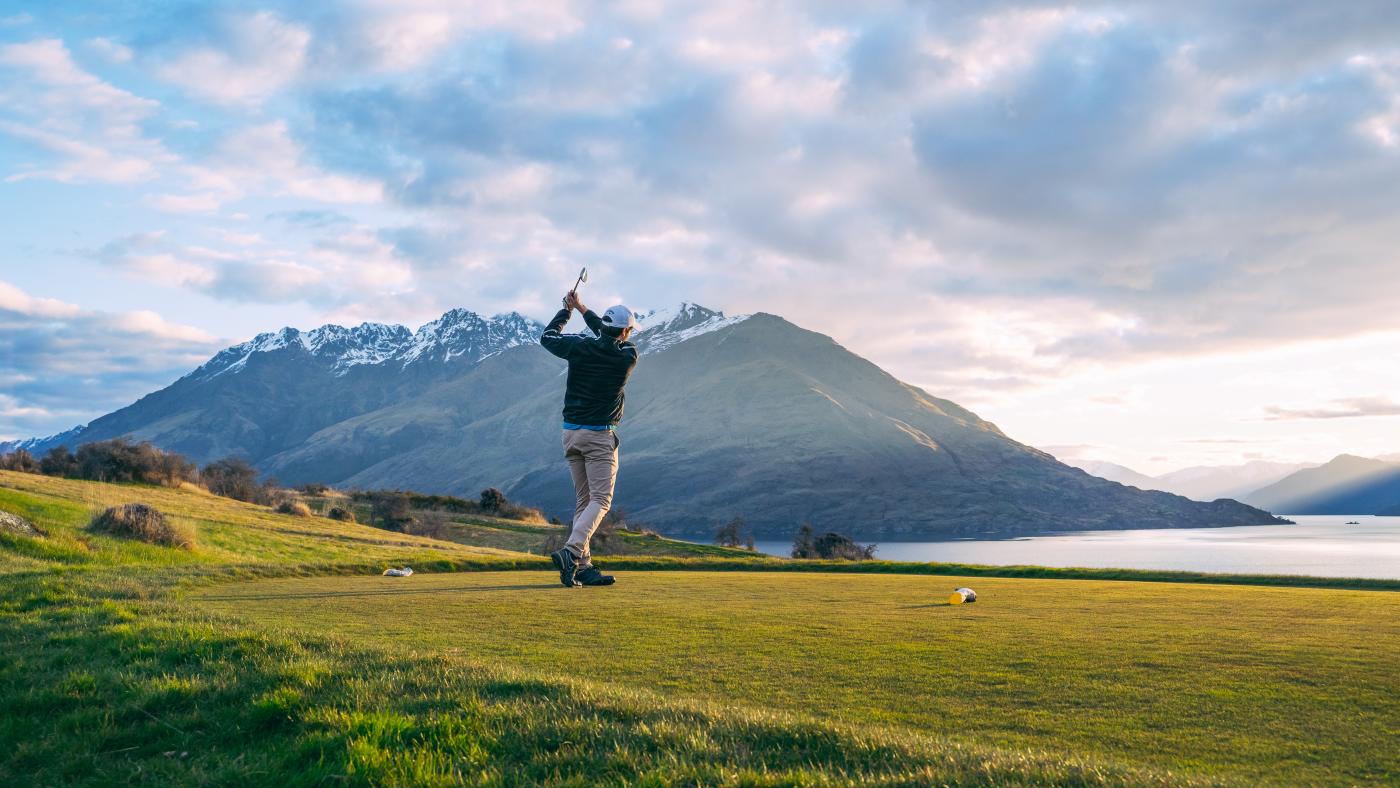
[540,309,579,359]
[581,309,604,336]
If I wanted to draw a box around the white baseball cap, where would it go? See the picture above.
[600,304,638,330]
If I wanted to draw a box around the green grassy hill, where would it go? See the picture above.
[2,470,1396,785]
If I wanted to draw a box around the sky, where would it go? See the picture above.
[2,1,1399,474]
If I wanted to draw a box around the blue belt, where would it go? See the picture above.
[563,422,615,431]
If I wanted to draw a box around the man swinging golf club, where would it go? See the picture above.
[541,271,638,587]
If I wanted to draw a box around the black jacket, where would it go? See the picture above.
[540,308,639,427]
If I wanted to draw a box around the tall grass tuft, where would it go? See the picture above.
[276,500,314,518]
[88,503,195,549]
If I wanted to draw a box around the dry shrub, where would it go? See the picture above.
[276,500,313,518]
[327,506,356,522]
[89,503,194,549]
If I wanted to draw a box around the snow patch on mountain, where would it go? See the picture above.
[0,425,86,455]
[177,302,744,384]
[188,310,543,381]
[636,302,750,354]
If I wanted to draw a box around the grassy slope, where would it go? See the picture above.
[432,515,767,559]
[0,472,519,575]
[2,470,1397,785]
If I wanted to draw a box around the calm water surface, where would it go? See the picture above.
[754,515,1400,579]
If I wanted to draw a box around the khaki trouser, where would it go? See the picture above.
[562,428,619,568]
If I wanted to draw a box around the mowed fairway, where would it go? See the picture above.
[198,570,1400,784]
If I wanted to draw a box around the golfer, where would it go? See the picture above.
[540,290,639,587]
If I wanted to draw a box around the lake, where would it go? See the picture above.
[753,515,1400,579]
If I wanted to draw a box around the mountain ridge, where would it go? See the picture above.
[1,302,1286,538]
[1246,454,1400,515]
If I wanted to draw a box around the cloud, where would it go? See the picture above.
[0,38,167,183]
[0,281,82,319]
[90,228,412,306]
[87,37,134,64]
[1264,397,1400,420]
[267,209,354,228]
[152,11,311,106]
[0,281,219,439]
[277,1,1400,391]
[7,1,1400,442]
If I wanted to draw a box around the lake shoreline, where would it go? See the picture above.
[754,515,1400,580]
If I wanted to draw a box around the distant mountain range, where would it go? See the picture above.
[1064,455,1400,515]
[1065,459,1315,502]
[3,303,1287,539]
[1247,455,1400,515]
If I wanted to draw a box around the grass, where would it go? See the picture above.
[195,571,1400,785]
[2,469,1397,785]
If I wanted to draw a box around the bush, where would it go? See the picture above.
[793,524,875,560]
[202,457,273,503]
[275,500,312,518]
[297,483,330,495]
[0,449,39,473]
[39,446,77,477]
[791,524,815,558]
[480,487,506,512]
[367,491,414,531]
[74,438,196,486]
[3,439,194,487]
[327,506,356,522]
[349,489,544,523]
[88,503,194,549]
[715,517,754,549]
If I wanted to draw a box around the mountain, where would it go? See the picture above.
[1061,458,1313,503]
[17,309,546,464]
[6,303,1287,539]
[1066,460,1162,490]
[1246,455,1400,515]
[1155,461,1315,503]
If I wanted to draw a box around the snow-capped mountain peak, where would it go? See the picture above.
[189,309,544,380]
[180,302,744,383]
[635,302,750,354]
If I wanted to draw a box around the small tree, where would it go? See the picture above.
[155,451,196,487]
[202,457,262,502]
[812,531,877,560]
[479,487,506,512]
[0,449,39,473]
[715,517,750,548]
[39,446,77,477]
[791,523,816,558]
[370,491,414,531]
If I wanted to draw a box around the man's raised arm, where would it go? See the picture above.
[540,297,579,359]
[565,291,604,337]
